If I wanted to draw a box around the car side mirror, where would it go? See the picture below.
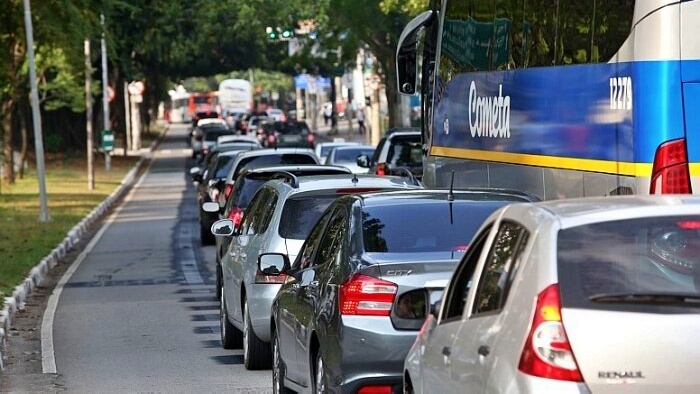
[202,202,220,214]
[430,299,442,318]
[258,253,290,275]
[356,154,370,168]
[210,219,235,237]
[189,167,202,182]
[396,10,434,95]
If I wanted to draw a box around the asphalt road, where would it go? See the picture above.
[4,124,273,392]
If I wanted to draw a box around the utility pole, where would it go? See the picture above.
[101,13,111,171]
[22,0,50,222]
[85,39,94,190]
[124,81,131,153]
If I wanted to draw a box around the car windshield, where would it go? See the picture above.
[234,154,317,179]
[204,129,232,142]
[275,122,310,135]
[229,177,267,209]
[557,216,700,312]
[362,201,509,253]
[387,137,422,166]
[333,147,375,164]
[279,196,338,239]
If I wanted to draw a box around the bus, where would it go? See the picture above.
[396,0,700,199]
[188,92,218,120]
[168,90,190,123]
[218,79,252,114]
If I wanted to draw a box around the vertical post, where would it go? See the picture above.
[85,39,94,190]
[22,0,50,222]
[124,81,131,152]
[101,13,111,170]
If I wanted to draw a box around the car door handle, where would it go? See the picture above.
[442,346,451,357]
[478,345,490,357]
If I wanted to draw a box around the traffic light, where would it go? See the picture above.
[281,28,294,39]
[266,26,278,41]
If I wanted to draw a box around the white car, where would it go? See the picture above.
[324,144,376,173]
[314,140,360,164]
[265,108,286,122]
[404,195,700,394]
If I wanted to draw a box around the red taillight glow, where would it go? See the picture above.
[255,269,287,284]
[650,139,692,194]
[228,206,244,228]
[452,245,468,252]
[224,184,234,199]
[677,220,700,230]
[376,163,387,176]
[518,284,583,382]
[357,385,393,394]
[339,274,397,316]
[195,135,203,141]
[268,134,276,146]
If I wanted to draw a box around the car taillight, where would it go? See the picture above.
[228,206,244,228]
[376,163,387,176]
[306,133,315,143]
[650,139,692,194]
[518,284,583,382]
[357,386,392,394]
[224,184,234,199]
[255,269,287,284]
[339,274,397,316]
[195,135,203,141]
[268,134,276,146]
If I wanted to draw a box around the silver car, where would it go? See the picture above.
[211,174,422,370]
[405,195,700,394]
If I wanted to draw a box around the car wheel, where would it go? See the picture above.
[243,298,272,370]
[220,292,242,349]
[272,329,292,394]
[200,222,215,246]
[215,263,222,300]
[312,351,327,394]
[404,373,415,394]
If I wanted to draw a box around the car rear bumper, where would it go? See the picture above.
[332,316,416,393]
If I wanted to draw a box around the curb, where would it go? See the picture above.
[0,126,169,375]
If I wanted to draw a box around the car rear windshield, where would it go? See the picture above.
[279,196,338,239]
[362,201,508,253]
[275,122,310,135]
[334,148,375,164]
[229,177,267,209]
[557,216,700,313]
[234,154,317,179]
[386,137,422,167]
[204,129,232,142]
[214,156,235,178]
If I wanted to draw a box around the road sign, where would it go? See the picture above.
[101,129,114,152]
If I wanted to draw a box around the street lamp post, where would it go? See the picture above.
[22,0,50,222]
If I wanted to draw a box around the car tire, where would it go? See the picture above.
[215,263,222,301]
[312,351,327,394]
[220,293,242,349]
[404,373,415,394]
[200,222,215,246]
[272,329,292,394]
[243,298,272,370]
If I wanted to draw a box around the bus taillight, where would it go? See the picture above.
[650,139,692,194]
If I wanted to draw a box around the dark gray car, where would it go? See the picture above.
[266,189,539,393]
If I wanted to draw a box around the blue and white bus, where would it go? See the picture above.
[396,0,700,199]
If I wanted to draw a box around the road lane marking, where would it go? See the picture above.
[41,159,153,374]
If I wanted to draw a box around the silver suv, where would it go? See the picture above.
[211,173,422,370]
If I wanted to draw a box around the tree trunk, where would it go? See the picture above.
[2,98,14,184]
[19,100,28,179]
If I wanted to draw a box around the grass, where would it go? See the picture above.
[0,151,143,304]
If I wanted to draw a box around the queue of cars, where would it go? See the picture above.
[189,121,699,394]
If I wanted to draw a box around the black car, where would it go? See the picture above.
[210,164,353,299]
[265,120,316,149]
[266,188,539,394]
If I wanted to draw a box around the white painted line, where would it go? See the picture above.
[41,160,153,374]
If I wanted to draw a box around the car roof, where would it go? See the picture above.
[239,165,352,179]
[265,174,422,194]
[329,144,375,151]
[234,147,316,159]
[385,127,420,136]
[356,189,540,206]
[515,195,700,229]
